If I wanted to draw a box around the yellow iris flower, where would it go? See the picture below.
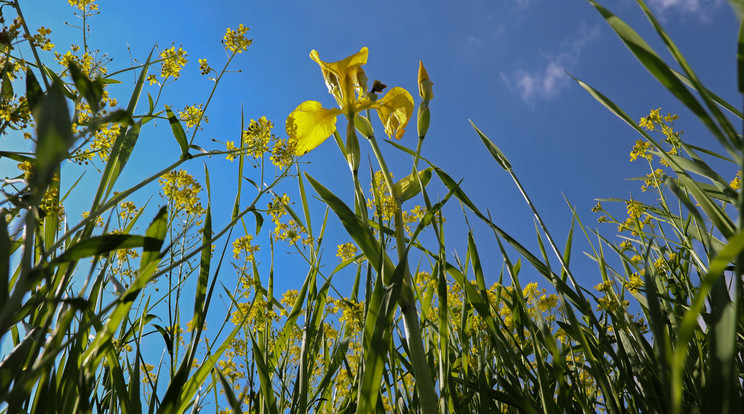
[286,47,414,155]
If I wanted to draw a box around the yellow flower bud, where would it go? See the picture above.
[418,61,433,101]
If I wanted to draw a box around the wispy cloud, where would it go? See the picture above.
[500,25,601,104]
[648,0,724,20]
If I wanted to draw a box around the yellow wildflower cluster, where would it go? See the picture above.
[232,234,260,263]
[731,171,741,190]
[597,295,630,313]
[16,161,32,179]
[594,280,614,293]
[243,117,273,158]
[118,201,139,221]
[159,46,187,79]
[225,117,295,168]
[617,199,653,235]
[269,137,297,170]
[178,104,207,129]
[336,242,358,262]
[618,240,632,252]
[24,26,54,51]
[625,273,644,294]
[39,186,65,220]
[198,58,212,75]
[72,119,122,163]
[642,168,665,192]
[55,45,105,77]
[223,24,252,54]
[368,170,398,221]
[629,140,652,162]
[328,298,365,334]
[0,17,22,47]
[81,211,104,228]
[279,289,300,316]
[158,170,205,216]
[68,0,98,13]
[230,296,278,333]
[265,193,309,246]
[637,108,682,167]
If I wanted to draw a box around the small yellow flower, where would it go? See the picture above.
[198,58,212,75]
[225,140,237,161]
[731,171,741,190]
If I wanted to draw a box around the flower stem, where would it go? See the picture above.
[366,133,438,413]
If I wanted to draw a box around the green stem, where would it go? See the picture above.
[366,133,438,413]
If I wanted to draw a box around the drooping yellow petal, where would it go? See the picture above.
[286,101,343,155]
[376,87,414,139]
[310,48,369,109]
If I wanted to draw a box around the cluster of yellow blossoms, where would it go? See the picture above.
[158,170,205,216]
[223,24,252,54]
[225,117,296,169]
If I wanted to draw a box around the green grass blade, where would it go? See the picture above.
[165,105,190,159]
[469,120,511,171]
[587,0,733,154]
[81,207,167,377]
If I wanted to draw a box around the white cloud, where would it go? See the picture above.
[648,0,725,20]
[500,25,601,104]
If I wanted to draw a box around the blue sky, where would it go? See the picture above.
[18,1,741,313]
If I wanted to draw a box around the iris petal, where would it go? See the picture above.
[286,101,343,155]
[376,87,414,139]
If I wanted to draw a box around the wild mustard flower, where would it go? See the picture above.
[368,170,398,221]
[232,234,259,263]
[222,24,251,53]
[158,169,205,216]
[626,274,644,294]
[731,171,741,190]
[642,168,665,192]
[619,240,632,252]
[285,47,414,155]
[68,0,98,13]
[159,46,187,79]
[629,140,652,162]
[224,140,237,161]
[336,242,358,262]
[24,26,54,51]
[243,117,274,158]
[198,58,212,75]
[17,161,32,179]
[178,104,207,129]
[269,137,296,169]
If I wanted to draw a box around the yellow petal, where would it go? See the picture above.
[286,101,343,155]
[376,87,414,139]
[310,48,369,108]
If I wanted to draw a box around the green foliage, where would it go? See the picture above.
[2,0,743,413]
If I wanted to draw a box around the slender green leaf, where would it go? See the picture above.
[165,105,190,159]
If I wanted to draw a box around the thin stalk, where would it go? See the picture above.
[366,133,438,413]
